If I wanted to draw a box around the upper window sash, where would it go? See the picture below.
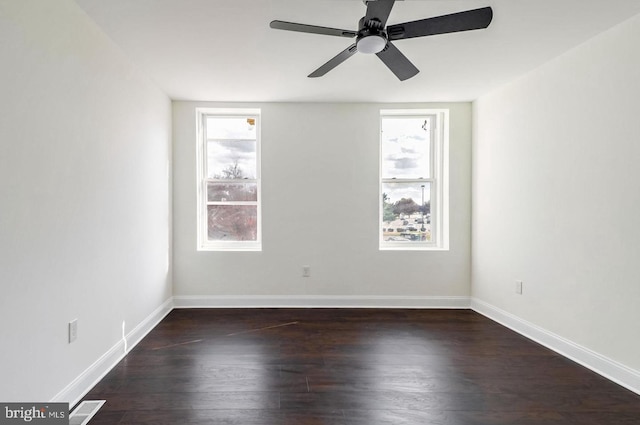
[380,114,434,180]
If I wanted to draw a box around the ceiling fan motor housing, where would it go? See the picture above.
[356,17,388,54]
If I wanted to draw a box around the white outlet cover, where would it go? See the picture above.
[515,281,523,294]
[69,319,78,343]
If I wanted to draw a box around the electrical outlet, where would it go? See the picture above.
[515,280,523,295]
[69,319,78,343]
[302,265,311,277]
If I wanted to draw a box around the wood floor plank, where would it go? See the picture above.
[80,309,640,424]
[117,409,283,425]
[93,391,279,412]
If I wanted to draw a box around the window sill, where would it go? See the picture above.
[198,244,262,252]
[379,245,449,252]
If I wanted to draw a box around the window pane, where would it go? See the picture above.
[381,117,430,179]
[207,140,257,179]
[207,182,257,202]
[208,205,257,241]
[382,182,431,242]
[206,116,256,140]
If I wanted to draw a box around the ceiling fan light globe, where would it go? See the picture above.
[357,35,386,54]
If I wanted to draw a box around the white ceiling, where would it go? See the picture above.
[74,0,640,102]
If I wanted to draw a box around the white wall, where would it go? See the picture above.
[0,0,172,402]
[173,102,472,302]
[472,13,640,372]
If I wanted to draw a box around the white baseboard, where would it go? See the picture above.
[125,298,174,351]
[51,335,126,408]
[471,298,640,396]
[52,297,174,407]
[173,295,471,309]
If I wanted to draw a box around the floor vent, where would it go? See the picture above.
[69,400,106,425]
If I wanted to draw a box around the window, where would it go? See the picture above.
[380,109,449,250]
[196,108,261,251]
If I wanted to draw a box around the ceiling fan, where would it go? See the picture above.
[270,0,493,81]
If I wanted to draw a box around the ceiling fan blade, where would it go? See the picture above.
[270,20,356,38]
[365,0,396,27]
[308,43,358,78]
[376,42,419,81]
[387,7,493,41]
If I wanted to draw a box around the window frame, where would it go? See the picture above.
[379,109,449,251]
[196,108,262,251]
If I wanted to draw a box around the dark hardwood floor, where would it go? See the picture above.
[81,309,640,424]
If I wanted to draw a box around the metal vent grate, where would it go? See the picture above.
[69,400,105,425]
